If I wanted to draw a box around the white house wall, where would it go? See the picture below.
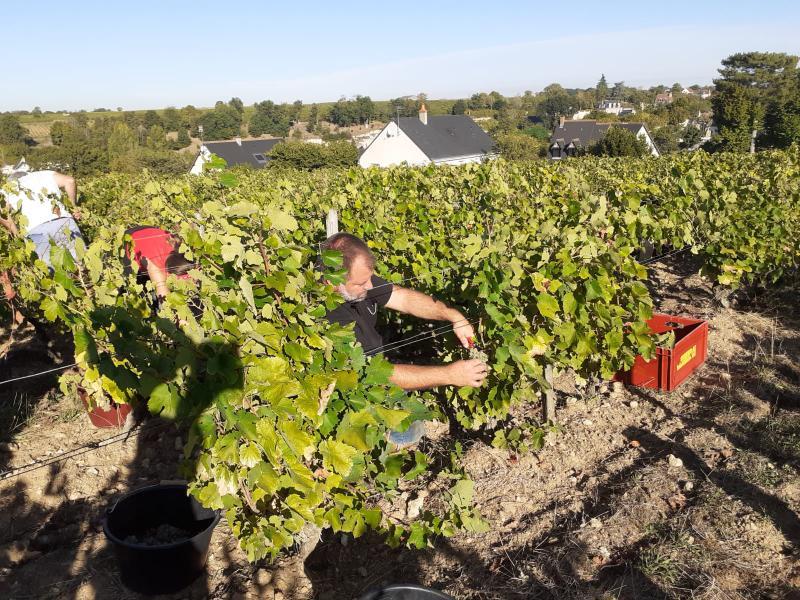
[636,127,660,157]
[189,146,211,175]
[358,122,431,168]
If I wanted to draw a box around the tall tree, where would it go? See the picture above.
[328,96,374,126]
[176,129,191,148]
[162,107,181,131]
[712,52,799,151]
[451,99,467,115]
[591,126,649,157]
[198,104,242,140]
[143,110,162,129]
[249,101,290,137]
[307,104,319,133]
[0,114,29,145]
[49,121,73,146]
[107,122,137,160]
[289,100,303,124]
[229,97,244,113]
[596,74,609,102]
[180,105,201,130]
[537,84,573,129]
[765,70,800,147]
[388,97,418,118]
[146,125,168,150]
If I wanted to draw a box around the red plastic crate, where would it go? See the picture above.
[614,314,708,391]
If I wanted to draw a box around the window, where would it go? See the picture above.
[253,153,267,163]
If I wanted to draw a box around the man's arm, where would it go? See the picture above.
[385,285,475,348]
[147,262,170,298]
[0,196,19,236]
[52,172,77,205]
[389,359,487,391]
[0,215,18,236]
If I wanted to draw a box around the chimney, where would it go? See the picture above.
[419,103,428,125]
[235,137,242,146]
[559,115,565,128]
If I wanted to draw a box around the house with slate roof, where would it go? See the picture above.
[548,118,660,160]
[190,137,284,174]
[358,104,497,168]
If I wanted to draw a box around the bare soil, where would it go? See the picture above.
[1,259,799,599]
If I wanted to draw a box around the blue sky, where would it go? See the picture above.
[2,1,799,111]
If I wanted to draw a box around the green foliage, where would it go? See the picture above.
[765,71,800,148]
[199,104,243,140]
[268,141,358,170]
[109,147,193,176]
[451,100,467,115]
[712,52,800,151]
[170,128,192,150]
[536,84,574,129]
[584,110,619,122]
[107,122,137,161]
[468,91,505,111]
[162,107,181,132]
[494,132,544,161]
[679,125,704,150]
[320,130,352,142]
[143,110,163,130]
[491,422,557,454]
[388,97,419,118]
[711,84,762,152]
[520,125,550,140]
[591,126,650,157]
[49,121,73,146]
[307,104,320,134]
[146,125,168,150]
[30,127,109,176]
[180,105,201,130]
[249,101,291,138]
[328,96,375,127]
[652,126,681,154]
[0,114,30,146]
[229,97,244,114]
[596,74,609,102]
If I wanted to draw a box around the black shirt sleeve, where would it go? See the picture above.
[367,274,393,307]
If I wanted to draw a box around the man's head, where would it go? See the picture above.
[165,250,195,277]
[321,232,375,302]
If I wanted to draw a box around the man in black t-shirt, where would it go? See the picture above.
[324,233,487,391]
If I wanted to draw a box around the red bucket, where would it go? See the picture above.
[79,389,133,428]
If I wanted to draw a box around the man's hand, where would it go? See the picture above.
[446,359,488,387]
[451,314,475,349]
[0,215,18,237]
[1,270,16,301]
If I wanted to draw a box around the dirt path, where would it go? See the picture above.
[1,261,799,599]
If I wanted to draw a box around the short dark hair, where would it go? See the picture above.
[165,250,194,275]
[321,233,375,272]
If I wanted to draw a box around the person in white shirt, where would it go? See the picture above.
[1,169,84,331]
[0,169,83,267]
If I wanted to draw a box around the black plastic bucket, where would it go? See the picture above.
[359,584,454,600]
[103,483,220,595]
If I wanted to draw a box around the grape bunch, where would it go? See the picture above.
[468,340,489,363]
